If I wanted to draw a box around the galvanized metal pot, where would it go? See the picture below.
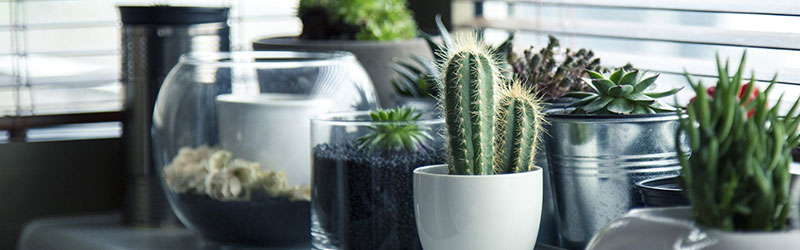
[543,109,687,249]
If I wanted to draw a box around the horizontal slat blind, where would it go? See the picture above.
[0,0,301,141]
[454,0,800,111]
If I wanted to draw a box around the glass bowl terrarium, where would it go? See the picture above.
[151,51,378,247]
[310,108,446,249]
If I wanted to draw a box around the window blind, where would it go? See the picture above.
[453,0,800,113]
[0,0,301,142]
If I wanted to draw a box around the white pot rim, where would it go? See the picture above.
[414,164,542,179]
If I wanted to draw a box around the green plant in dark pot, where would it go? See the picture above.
[311,107,445,250]
[543,67,686,249]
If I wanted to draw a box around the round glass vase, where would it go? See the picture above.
[310,111,446,250]
[151,51,378,247]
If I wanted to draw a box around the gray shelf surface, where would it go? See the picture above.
[18,212,565,250]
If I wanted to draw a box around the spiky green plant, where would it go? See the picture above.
[439,34,499,175]
[438,33,544,175]
[298,0,417,41]
[391,54,439,98]
[678,52,800,232]
[494,82,545,173]
[356,107,433,153]
[564,69,681,114]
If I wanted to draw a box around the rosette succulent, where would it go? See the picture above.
[564,69,681,114]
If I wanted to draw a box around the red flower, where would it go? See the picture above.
[690,83,760,118]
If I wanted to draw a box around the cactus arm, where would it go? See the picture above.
[495,82,543,173]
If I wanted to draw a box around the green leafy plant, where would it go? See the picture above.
[563,69,681,114]
[298,0,417,41]
[678,52,800,232]
[438,32,544,175]
[356,107,433,153]
[392,15,512,98]
[391,54,439,98]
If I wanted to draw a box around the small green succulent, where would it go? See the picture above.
[298,0,417,41]
[564,69,681,114]
[356,107,433,152]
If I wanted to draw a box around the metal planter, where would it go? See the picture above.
[543,110,687,249]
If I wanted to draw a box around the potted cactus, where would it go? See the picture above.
[412,33,545,250]
[586,52,800,250]
[310,107,445,250]
[542,66,685,249]
[254,0,430,108]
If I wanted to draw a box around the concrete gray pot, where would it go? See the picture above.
[253,37,431,108]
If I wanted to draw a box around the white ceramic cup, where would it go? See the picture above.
[216,93,333,186]
[413,164,543,250]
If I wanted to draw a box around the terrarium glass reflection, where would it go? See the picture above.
[151,51,378,247]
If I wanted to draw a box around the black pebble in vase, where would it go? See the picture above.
[312,142,446,250]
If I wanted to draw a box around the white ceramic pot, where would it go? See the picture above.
[587,207,800,250]
[216,93,333,186]
[413,164,543,250]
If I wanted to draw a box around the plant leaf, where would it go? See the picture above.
[609,69,624,83]
[633,74,659,93]
[586,70,605,80]
[593,79,616,95]
[563,91,596,99]
[649,100,679,112]
[607,98,635,114]
[582,96,614,113]
[619,70,639,85]
[644,87,684,98]
[608,85,633,97]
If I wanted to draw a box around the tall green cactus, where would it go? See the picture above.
[440,35,500,175]
[495,82,544,173]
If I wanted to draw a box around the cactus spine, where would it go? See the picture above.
[440,35,500,175]
[495,82,544,173]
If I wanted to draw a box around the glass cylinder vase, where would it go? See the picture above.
[151,51,378,247]
[310,110,446,250]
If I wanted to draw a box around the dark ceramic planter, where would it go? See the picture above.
[253,37,431,108]
[636,175,690,208]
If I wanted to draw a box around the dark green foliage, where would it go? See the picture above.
[391,54,439,98]
[392,15,512,98]
[678,51,800,231]
[510,35,617,100]
[356,107,433,153]
[564,69,680,114]
[298,0,417,41]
